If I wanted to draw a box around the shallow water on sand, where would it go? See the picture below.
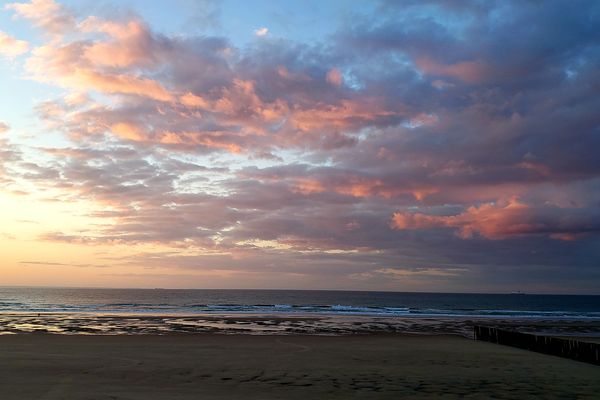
[1,288,599,337]
[2,313,600,338]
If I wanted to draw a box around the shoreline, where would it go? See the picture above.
[2,312,600,338]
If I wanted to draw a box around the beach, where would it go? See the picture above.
[1,333,598,399]
[2,312,600,337]
[1,289,598,398]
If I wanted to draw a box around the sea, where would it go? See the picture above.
[1,287,599,336]
[1,287,599,318]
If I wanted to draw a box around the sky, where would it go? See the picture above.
[0,0,599,293]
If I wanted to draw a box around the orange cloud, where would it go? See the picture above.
[180,92,210,109]
[111,122,147,142]
[71,69,173,101]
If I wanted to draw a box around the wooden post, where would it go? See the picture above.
[472,325,600,366]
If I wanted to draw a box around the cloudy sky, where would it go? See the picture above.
[0,0,599,293]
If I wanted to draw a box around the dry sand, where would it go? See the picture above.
[0,334,598,399]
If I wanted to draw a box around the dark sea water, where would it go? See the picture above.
[1,287,599,318]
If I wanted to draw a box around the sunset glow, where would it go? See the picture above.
[1,0,599,293]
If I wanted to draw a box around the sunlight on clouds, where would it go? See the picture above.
[0,31,29,58]
[254,27,268,37]
[236,239,292,250]
[0,191,112,241]
[6,0,74,34]
[374,267,467,278]
[0,0,598,292]
[0,122,10,134]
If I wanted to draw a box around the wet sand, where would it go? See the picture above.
[0,334,598,399]
[2,313,600,337]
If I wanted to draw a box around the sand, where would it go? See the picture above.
[3,313,600,337]
[0,334,598,399]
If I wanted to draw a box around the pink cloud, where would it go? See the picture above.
[415,56,490,84]
[25,43,173,101]
[13,2,414,155]
[326,68,343,86]
[241,168,439,201]
[333,180,435,200]
[70,69,173,101]
[18,9,403,154]
[288,97,397,133]
[0,31,29,58]
[391,198,594,240]
[1,0,598,292]
[392,198,533,239]
[80,17,158,68]
[74,70,173,101]
[6,0,74,34]
[516,161,551,177]
[111,122,147,142]
[158,130,244,153]
[180,92,210,109]
[277,66,312,82]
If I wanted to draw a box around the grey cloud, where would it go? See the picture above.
[10,0,600,292]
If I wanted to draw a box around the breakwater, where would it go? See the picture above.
[474,325,599,366]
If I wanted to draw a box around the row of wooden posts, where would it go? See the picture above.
[473,325,599,366]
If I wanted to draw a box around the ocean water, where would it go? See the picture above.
[1,287,599,318]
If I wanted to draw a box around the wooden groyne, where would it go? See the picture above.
[474,325,599,366]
